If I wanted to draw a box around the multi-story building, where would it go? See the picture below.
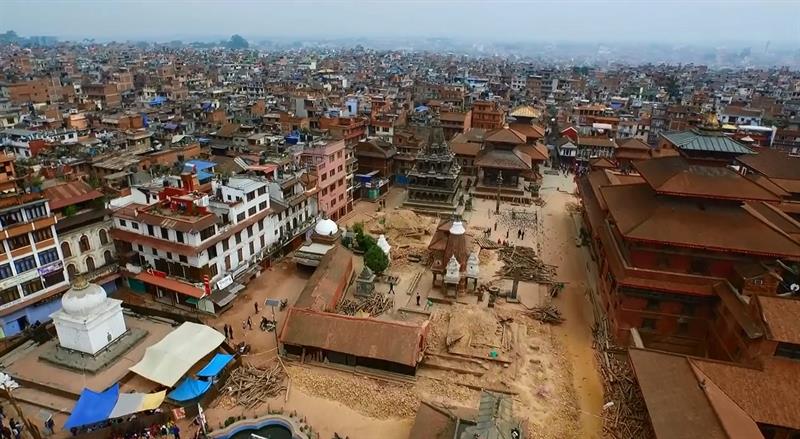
[43,180,119,292]
[470,100,505,130]
[0,155,70,337]
[579,156,800,357]
[111,173,277,313]
[300,139,348,220]
[4,77,64,105]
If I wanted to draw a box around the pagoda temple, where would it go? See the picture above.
[402,120,464,215]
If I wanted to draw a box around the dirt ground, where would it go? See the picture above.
[202,171,603,439]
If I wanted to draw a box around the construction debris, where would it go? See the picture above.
[496,246,557,283]
[529,304,565,324]
[475,237,502,249]
[593,311,654,439]
[337,292,393,317]
[219,363,286,410]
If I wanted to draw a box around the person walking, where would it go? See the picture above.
[521,230,525,240]
[246,317,252,330]
[170,423,180,439]
[505,230,509,239]
[254,301,259,314]
[416,294,421,307]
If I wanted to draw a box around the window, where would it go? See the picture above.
[200,226,215,241]
[131,222,139,230]
[677,317,690,335]
[44,270,64,287]
[237,248,243,262]
[0,264,12,280]
[176,231,185,243]
[151,248,157,255]
[8,234,31,250]
[32,228,53,242]
[208,263,218,277]
[38,248,59,265]
[85,257,95,272]
[257,186,266,196]
[338,165,343,172]
[247,225,254,238]
[20,278,42,296]
[160,228,169,239]
[645,298,660,311]
[119,219,127,227]
[147,225,155,236]
[236,212,245,222]
[222,239,229,252]
[689,258,709,275]
[14,256,36,273]
[329,170,334,178]
[248,206,256,216]
[79,235,91,252]
[208,246,217,259]
[235,233,242,245]
[258,201,267,211]
[179,255,187,263]
[249,242,255,256]
[0,286,19,305]
[104,250,113,265]
[25,204,47,220]
[321,173,327,182]
[640,318,657,331]
[137,244,143,252]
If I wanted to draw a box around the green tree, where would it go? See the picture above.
[228,34,249,49]
[364,245,389,274]
[356,233,376,251]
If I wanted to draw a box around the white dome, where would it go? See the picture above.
[314,218,339,236]
[61,280,107,317]
[449,221,466,236]
[377,234,391,255]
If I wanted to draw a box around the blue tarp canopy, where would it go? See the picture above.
[64,384,119,429]
[149,96,166,106]
[196,353,234,378]
[168,378,212,402]
[415,105,429,113]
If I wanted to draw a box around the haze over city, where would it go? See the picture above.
[1,1,800,439]
[3,0,799,45]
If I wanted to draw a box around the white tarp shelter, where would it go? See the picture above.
[129,322,225,387]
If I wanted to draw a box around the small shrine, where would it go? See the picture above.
[312,217,341,244]
[428,217,474,297]
[50,278,127,355]
[443,255,462,296]
[354,265,376,297]
[465,250,480,290]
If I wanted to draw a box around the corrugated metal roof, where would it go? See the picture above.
[663,131,754,154]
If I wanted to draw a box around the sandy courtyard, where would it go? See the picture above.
[202,171,603,439]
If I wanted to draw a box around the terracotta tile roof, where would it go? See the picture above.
[757,295,800,344]
[589,157,616,169]
[508,123,545,140]
[449,142,482,157]
[516,143,548,161]
[738,148,800,181]
[629,349,729,439]
[634,157,781,202]
[692,357,800,430]
[577,136,617,148]
[294,245,352,312]
[439,111,468,122]
[509,105,541,119]
[617,138,651,151]
[475,149,531,170]
[279,307,428,367]
[134,272,205,298]
[43,181,104,210]
[600,183,800,258]
[484,127,527,145]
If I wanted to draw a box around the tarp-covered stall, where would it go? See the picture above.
[167,378,213,402]
[64,384,167,429]
[129,322,225,387]
[196,353,234,378]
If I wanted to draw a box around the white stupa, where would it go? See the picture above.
[50,278,127,355]
[377,234,391,257]
[314,218,339,236]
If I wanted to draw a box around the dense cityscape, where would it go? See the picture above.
[0,15,798,439]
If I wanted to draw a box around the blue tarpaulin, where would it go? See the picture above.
[196,353,234,378]
[167,378,212,402]
[149,96,166,106]
[64,384,119,429]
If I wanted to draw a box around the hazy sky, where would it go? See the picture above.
[2,0,799,44]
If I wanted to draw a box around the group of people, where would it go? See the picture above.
[108,421,181,439]
[222,301,263,340]
[0,408,25,439]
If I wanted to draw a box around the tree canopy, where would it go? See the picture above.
[228,34,249,49]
